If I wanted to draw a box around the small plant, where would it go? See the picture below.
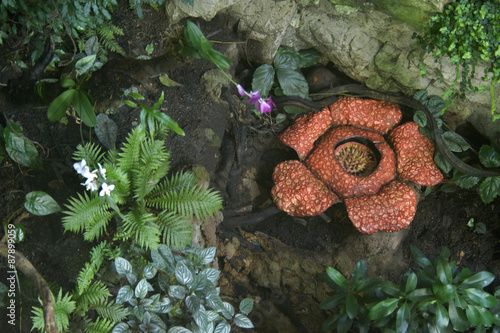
[415,0,500,121]
[0,119,41,169]
[113,244,254,332]
[319,246,500,332]
[62,93,222,250]
[413,90,500,204]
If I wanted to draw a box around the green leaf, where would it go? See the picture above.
[95,113,117,150]
[478,176,500,203]
[48,89,77,122]
[433,283,456,303]
[436,258,453,284]
[434,152,453,174]
[351,260,367,290]
[214,321,230,333]
[413,110,427,127]
[298,49,322,68]
[449,300,469,331]
[239,298,254,315]
[168,285,187,300]
[337,313,353,333]
[74,91,97,127]
[199,247,216,265]
[395,302,410,333]
[234,314,253,328]
[186,294,201,314]
[318,293,346,310]
[464,288,497,308]
[135,279,149,299]
[124,100,138,108]
[115,285,134,304]
[427,96,446,117]
[405,272,418,294]
[60,77,76,88]
[143,264,157,280]
[413,90,428,104]
[442,131,471,152]
[252,64,275,97]
[345,293,358,320]
[276,68,309,98]
[406,288,433,301]
[368,298,399,321]
[410,246,432,268]
[452,169,481,189]
[326,267,349,290]
[114,257,132,276]
[4,126,41,169]
[466,304,481,326]
[24,191,61,216]
[478,145,500,168]
[175,262,193,286]
[159,73,183,87]
[75,54,97,76]
[274,48,303,70]
[145,42,154,55]
[436,302,450,329]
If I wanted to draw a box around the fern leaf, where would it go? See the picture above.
[53,288,76,332]
[73,142,105,169]
[104,164,130,205]
[118,127,146,173]
[156,211,192,249]
[84,317,116,333]
[76,281,111,312]
[84,208,115,242]
[148,170,197,198]
[147,185,223,220]
[120,207,161,250]
[76,241,108,294]
[30,306,45,332]
[94,301,128,323]
[62,192,105,234]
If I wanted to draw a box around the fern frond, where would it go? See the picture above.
[120,207,161,250]
[84,317,115,333]
[156,211,192,250]
[84,209,116,241]
[54,288,76,332]
[118,126,146,173]
[62,192,107,234]
[73,142,105,169]
[132,138,171,200]
[76,281,111,312]
[104,164,131,205]
[31,306,45,332]
[147,185,223,220]
[148,170,197,198]
[94,301,128,323]
[76,242,108,294]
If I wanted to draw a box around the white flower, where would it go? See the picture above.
[83,179,98,192]
[98,163,107,179]
[83,170,98,182]
[73,159,90,176]
[99,183,115,197]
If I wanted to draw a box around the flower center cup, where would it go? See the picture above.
[334,142,376,176]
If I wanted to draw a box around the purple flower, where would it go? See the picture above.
[237,84,275,114]
[247,91,261,104]
[259,100,272,114]
[237,84,246,97]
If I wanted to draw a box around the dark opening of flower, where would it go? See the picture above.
[334,141,376,176]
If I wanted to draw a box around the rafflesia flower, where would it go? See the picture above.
[271,96,443,234]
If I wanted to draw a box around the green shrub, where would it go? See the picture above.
[319,246,500,332]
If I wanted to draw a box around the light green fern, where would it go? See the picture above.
[156,210,192,249]
[73,142,105,170]
[31,289,76,332]
[121,206,161,250]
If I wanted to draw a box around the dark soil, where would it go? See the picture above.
[0,2,499,333]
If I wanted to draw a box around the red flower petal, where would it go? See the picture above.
[329,97,402,134]
[305,126,396,198]
[278,108,332,160]
[345,181,417,234]
[389,122,443,186]
[271,160,340,217]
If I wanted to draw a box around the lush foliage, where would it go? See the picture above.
[0,119,41,169]
[415,0,500,121]
[413,90,500,204]
[62,94,221,250]
[319,246,500,333]
[251,47,321,114]
[113,244,254,332]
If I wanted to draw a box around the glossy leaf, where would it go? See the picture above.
[346,293,358,320]
[452,170,481,189]
[252,64,275,97]
[479,145,500,168]
[48,89,76,121]
[433,283,456,303]
[24,191,61,216]
[234,314,254,328]
[351,260,367,290]
[406,288,433,301]
[466,304,481,326]
[442,131,471,152]
[95,113,117,150]
[239,298,254,315]
[168,285,187,300]
[143,263,157,280]
[478,176,500,204]
[464,288,497,308]
[214,321,230,333]
[436,258,452,284]
[369,298,399,321]
[449,300,469,331]
[395,302,410,333]
[186,294,201,314]
[436,302,450,329]
[115,257,132,276]
[115,285,134,304]
[274,48,303,70]
[135,279,149,298]
[75,54,96,76]
[405,273,418,294]
[276,68,309,99]
[460,271,495,289]
[74,90,97,127]
[326,267,349,290]
[318,293,346,310]
[175,262,193,286]
[298,49,321,68]
[337,313,353,333]
[199,247,216,265]
[410,246,432,268]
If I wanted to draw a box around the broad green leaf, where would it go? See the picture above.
[337,313,353,333]
[395,302,410,333]
[380,281,402,297]
[200,268,219,284]
[461,271,495,289]
[479,145,500,168]
[318,293,346,310]
[405,273,418,294]
[351,260,367,290]
[413,90,428,104]
[95,113,117,150]
[168,285,187,299]
[128,92,144,100]
[114,257,132,276]
[48,89,77,121]
[157,244,175,272]
[74,91,96,127]
[449,300,469,331]
[436,302,450,329]
[112,323,130,333]
[207,48,232,69]
[24,191,61,216]
[413,110,427,127]
[427,96,446,117]
[326,267,349,290]
[276,68,309,98]
[369,298,399,320]
[135,279,149,298]
[298,49,322,68]
[4,129,41,169]
[466,304,481,326]
[214,321,230,333]
[239,298,254,315]
[452,170,481,189]
[436,258,452,284]
[124,100,138,108]
[168,327,193,333]
[115,285,134,304]
[442,131,471,152]
[433,283,456,303]
[322,313,339,331]
[346,293,358,319]
[199,247,216,265]
[410,246,432,268]
[60,77,76,88]
[478,176,500,204]
[434,152,453,174]
[222,302,234,317]
[252,64,275,97]
[406,288,433,301]
[476,307,493,327]
[175,262,193,286]
[274,48,303,70]
[186,294,201,313]
[234,314,253,328]
[75,54,96,76]
[464,288,497,308]
[143,263,157,280]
